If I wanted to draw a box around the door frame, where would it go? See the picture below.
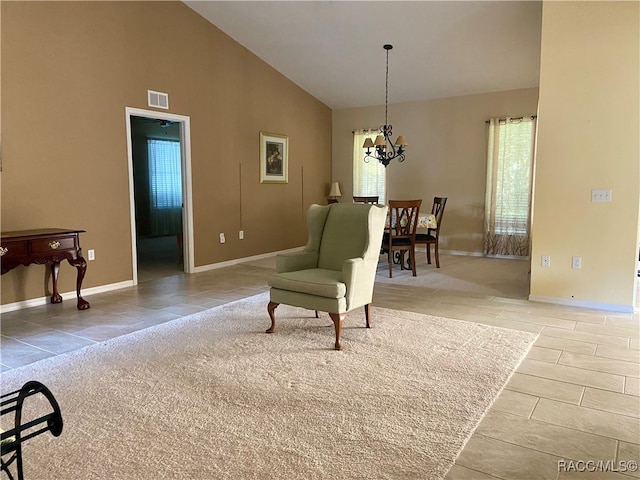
[124,107,195,284]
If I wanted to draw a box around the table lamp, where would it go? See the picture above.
[328,182,342,204]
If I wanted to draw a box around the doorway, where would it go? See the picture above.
[125,107,194,285]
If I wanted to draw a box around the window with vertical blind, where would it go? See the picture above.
[147,138,183,236]
[353,129,386,204]
[484,116,537,256]
[148,138,182,209]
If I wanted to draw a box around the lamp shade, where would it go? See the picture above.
[328,182,342,198]
[395,135,407,146]
[362,137,374,149]
[373,135,386,147]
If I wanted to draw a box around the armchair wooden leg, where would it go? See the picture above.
[364,304,371,328]
[266,301,279,333]
[328,312,344,350]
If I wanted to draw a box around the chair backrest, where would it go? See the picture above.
[388,199,422,240]
[353,196,379,204]
[316,203,387,271]
[431,197,447,234]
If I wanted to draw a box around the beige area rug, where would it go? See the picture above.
[1,293,536,480]
[376,253,531,299]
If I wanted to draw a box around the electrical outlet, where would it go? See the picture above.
[88,249,95,261]
[219,233,225,244]
[239,230,244,240]
[591,189,612,202]
[572,256,582,269]
[541,255,550,267]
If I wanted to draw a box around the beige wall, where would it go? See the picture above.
[530,1,640,310]
[332,88,539,253]
[1,1,332,305]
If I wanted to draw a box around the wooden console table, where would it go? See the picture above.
[0,228,90,310]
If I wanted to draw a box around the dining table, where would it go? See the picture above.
[417,213,438,230]
[385,213,438,230]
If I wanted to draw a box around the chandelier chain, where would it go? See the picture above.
[385,47,389,127]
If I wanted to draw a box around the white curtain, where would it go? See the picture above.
[353,129,386,204]
[148,138,183,236]
[484,117,537,256]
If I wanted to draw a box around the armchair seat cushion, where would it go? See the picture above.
[269,268,346,299]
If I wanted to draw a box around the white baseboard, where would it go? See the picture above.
[528,295,633,313]
[442,249,529,260]
[13,249,622,314]
[442,249,485,257]
[2,248,306,314]
[193,246,304,273]
[0,280,135,314]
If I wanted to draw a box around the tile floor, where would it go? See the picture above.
[1,252,639,479]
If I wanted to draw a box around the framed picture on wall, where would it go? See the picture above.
[259,132,288,184]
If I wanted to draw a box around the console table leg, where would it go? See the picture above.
[50,262,63,304]
[68,257,90,310]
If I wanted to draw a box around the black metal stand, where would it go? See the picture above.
[1,381,63,480]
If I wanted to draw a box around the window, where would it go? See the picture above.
[147,138,183,237]
[353,129,386,204]
[148,139,182,210]
[484,117,537,256]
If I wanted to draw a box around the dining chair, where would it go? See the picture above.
[381,199,422,277]
[353,196,379,204]
[415,197,447,268]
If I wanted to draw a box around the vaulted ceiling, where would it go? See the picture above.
[184,1,543,109]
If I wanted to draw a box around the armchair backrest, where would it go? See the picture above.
[307,203,387,271]
[303,204,332,255]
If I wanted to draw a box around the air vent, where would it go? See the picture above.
[147,90,169,109]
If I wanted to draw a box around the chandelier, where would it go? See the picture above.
[363,44,407,168]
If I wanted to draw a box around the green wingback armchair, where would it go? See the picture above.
[267,203,388,350]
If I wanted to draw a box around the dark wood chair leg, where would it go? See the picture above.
[328,312,345,350]
[315,310,319,318]
[435,242,440,268]
[410,248,417,276]
[364,304,371,328]
[426,244,432,264]
[266,301,279,333]
[388,248,393,278]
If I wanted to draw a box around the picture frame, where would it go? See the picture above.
[259,132,288,184]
